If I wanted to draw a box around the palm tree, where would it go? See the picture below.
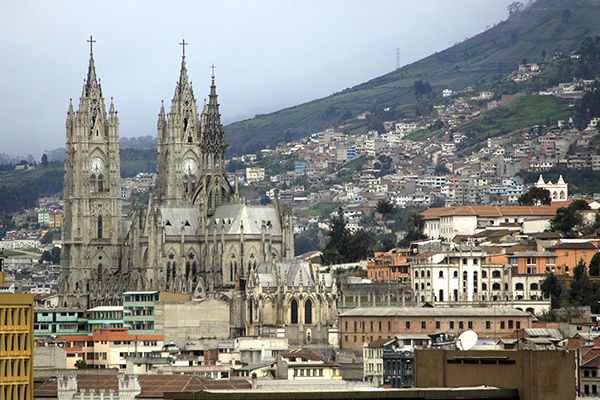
[375,199,395,233]
[408,213,425,233]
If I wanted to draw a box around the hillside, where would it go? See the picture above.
[224,0,600,155]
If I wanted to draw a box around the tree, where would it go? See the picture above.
[570,260,594,307]
[589,253,600,277]
[413,80,432,101]
[347,229,376,262]
[259,195,272,205]
[407,213,425,232]
[375,199,395,232]
[518,187,551,206]
[569,199,591,211]
[429,197,445,209]
[507,2,524,18]
[50,246,61,264]
[540,271,562,309]
[40,230,53,244]
[75,359,87,369]
[397,228,427,248]
[434,163,449,176]
[41,153,49,168]
[321,208,350,265]
[550,206,584,237]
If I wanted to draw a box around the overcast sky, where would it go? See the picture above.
[0,1,516,159]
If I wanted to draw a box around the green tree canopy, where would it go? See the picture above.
[518,187,551,206]
[550,206,584,237]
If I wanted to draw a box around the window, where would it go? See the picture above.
[449,321,454,329]
[459,321,464,329]
[508,320,514,329]
[564,252,569,257]
[421,321,426,329]
[486,321,491,329]
[291,299,298,324]
[492,270,501,278]
[453,270,458,278]
[515,283,524,291]
[436,321,440,329]
[530,283,539,290]
[406,321,410,329]
[438,270,444,278]
[482,271,487,278]
[500,321,505,329]
[426,270,431,278]
[468,321,473,329]
[304,298,313,324]
[583,252,587,258]
[516,321,521,329]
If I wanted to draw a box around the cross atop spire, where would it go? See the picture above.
[210,64,216,78]
[87,35,96,56]
[179,39,188,58]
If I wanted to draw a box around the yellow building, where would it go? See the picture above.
[0,293,34,400]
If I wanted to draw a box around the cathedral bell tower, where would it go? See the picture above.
[59,37,122,308]
[155,40,203,206]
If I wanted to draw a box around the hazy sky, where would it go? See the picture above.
[0,1,515,159]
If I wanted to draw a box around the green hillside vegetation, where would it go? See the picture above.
[0,148,158,216]
[225,0,600,155]
[459,95,572,151]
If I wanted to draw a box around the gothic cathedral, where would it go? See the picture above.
[58,42,296,319]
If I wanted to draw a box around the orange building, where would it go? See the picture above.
[505,251,558,275]
[367,249,411,282]
[61,327,164,370]
[546,241,597,275]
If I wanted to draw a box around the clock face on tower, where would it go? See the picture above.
[89,157,104,173]
[182,158,197,174]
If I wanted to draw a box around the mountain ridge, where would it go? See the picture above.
[224,0,600,155]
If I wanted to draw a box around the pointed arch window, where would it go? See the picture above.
[304,298,313,325]
[97,215,103,238]
[97,174,104,192]
[166,262,172,282]
[97,264,103,282]
[291,299,298,324]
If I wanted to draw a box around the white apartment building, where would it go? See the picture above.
[246,167,265,183]
[422,205,563,240]
[411,248,545,307]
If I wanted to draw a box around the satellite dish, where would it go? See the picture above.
[456,330,478,350]
[432,254,445,264]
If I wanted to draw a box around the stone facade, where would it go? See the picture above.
[58,44,327,340]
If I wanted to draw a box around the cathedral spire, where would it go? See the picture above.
[177,39,190,89]
[86,36,98,88]
[200,66,227,154]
